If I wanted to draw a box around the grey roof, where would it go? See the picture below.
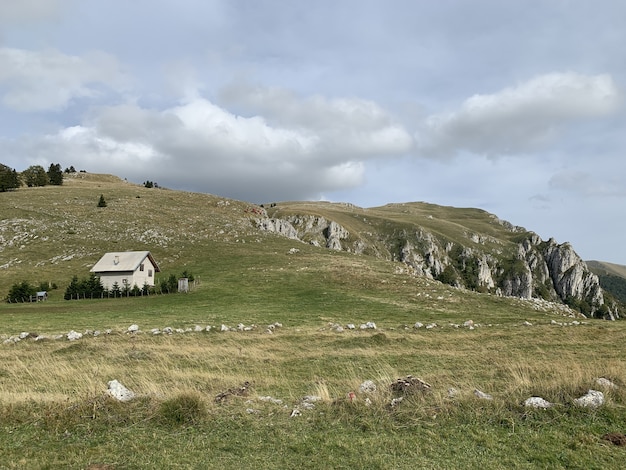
[90,251,161,273]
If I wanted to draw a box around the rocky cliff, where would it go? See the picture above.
[256,206,617,320]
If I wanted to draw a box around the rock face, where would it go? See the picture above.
[256,208,614,319]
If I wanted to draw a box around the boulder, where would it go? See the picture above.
[573,389,604,408]
[107,379,135,402]
[523,396,553,409]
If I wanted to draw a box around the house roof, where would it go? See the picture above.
[90,251,161,274]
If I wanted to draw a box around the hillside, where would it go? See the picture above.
[0,172,619,319]
[587,260,626,304]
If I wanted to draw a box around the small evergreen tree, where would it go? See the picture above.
[110,282,121,298]
[6,281,37,302]
[97,194,107,207]
[0,164,20,192]
[47,163,63,185]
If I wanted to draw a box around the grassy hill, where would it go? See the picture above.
[587,260,626,304]
[1,173,625,468]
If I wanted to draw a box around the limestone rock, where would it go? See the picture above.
[474,389,493,400]
[66,330,83,341]
[359,380,377,394]
[107,379,135,402]
[595,377,617,389]
[573,389,604,408]
[524,396,553,409]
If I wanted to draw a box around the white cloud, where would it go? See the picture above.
[417,72,621,158]
[0,47,127,111]
[3,90,411,202]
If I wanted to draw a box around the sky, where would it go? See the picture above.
[1,1,625,263]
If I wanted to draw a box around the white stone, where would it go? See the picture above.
[595,377,617,389]
[346,323,356,330]
[447,387,460,398]
[574,389,604,408]
[463,320,474,327]
[107,379,135,402]
[205,326,211,332]
[66,330,82,341]
[523,321,533,326]
[19,332,29,339]
[290,409,301,418]
[194,325,203,332]
[220,324,229,332]
[366,321,377,329]
[151,328,161,335]
[163,327,173,334]
[127,324,139,333]
[390,397,403,407]
[259,396,283,405]
[474,389,493,400]
[359,380,377,394]
[524,397,553,409]
[414,322,424,329]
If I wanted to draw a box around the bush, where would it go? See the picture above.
[97,194,107,207]
[0,163,20,192]
[157,393,206,425]
[6,281,36,302]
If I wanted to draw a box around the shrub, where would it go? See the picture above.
[97,194,107,207]
[6,281,37,302]
[157,393,206,425]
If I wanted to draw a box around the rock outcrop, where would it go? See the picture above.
[256,209,615,319]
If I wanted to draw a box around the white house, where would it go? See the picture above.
[90,251,161,290]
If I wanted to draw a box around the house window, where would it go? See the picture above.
[140,263,145,272]
[148,270,153,277]
[122,279,128,285]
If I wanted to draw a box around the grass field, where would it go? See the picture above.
[1,175,625,468]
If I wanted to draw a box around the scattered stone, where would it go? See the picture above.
[523,321,533,326]
[474,389,493,400]
[151,328,161,335]
[288,248,300,254]
[162,327,173,334]
[595,377,617,389]
[205,326,212,332]
[364,397,372,406]
[290,409,301,418]
[215,381,252,402]
[524,396,553,409]
[574,389,604,408]
[246,408,260,414]
[107,379,135,402]
[93,330,101,337]
[194,325,203,332]
[66,330,83,341]
[447,387,460,398]
[359,380,377,394]
[220,324,229,332]
[127,324,139,333]
[463,320,474,328]
[265,328,273,334]
[390,376,431,394]
[259,396,283,405]
[413,322,424,329]
[390,397,404,407]
[346,323,356,330]
[425,323,437,329]
[359,322,377,330]
[19,332,30,339]
[602,432,626,446]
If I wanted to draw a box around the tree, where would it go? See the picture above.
[7,281,37,302]
[0,164,20,192]
[144,180,154,188]
[97,194,107,207]
[22,165,48,187]
[47,163,63,185]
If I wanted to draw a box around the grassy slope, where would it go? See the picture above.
[1,175,625,469]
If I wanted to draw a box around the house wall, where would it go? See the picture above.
[98,258,158,290]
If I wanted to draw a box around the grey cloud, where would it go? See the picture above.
[0,47,127,112]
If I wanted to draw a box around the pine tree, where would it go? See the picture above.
[97,194,107,207]
[47,163,63,185]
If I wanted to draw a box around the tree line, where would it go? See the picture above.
[0,163,67,191]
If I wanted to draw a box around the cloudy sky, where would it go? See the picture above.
[1,1,625,263]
